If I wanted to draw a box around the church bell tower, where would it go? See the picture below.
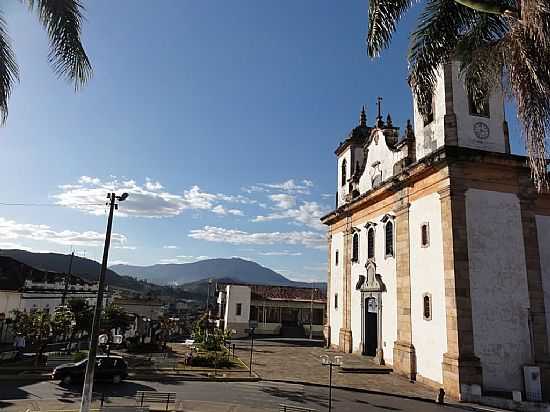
[412,61,511,160]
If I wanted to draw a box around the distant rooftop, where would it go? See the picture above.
[218,282,326,303]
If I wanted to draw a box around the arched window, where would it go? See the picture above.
[385,221,394,257]
[367,227,375,260]
[421,223,430,247]
[335,250,339,266]
[341,159,347,187]
[352,233,359,262]
[423,293,432,321]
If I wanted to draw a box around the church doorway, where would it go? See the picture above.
[364,297,378,356]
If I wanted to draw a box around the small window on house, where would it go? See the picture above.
[423,293,432,321]
[421,223,430,247]
[367,227,375,260]
[341,159,347,187]
[385,221,394,257]
[236,303,242,316]
[334,293,338,309]
[352,233,359,262]
[335,250,339,266]
[468,87,490,118]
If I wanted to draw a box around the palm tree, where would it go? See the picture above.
[367,0,550,190]
[0,0,92,123]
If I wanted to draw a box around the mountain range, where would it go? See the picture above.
[0,249,325,292]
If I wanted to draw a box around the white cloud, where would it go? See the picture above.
[269,194,296,210]
[258,251,302,256]
[0,217,127,247]
[243,179,313,195]
[253,201,329,230]
[160,255,210,264]
[114,245,137,250]
[109,260,129,266]
[163,245,179,249]
[189,226,325,249]
[54,177,249,218]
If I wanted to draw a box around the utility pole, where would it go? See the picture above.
[80,192,128,412]
[61,251,75,306]
[309,288,315,340]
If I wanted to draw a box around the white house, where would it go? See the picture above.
[217,283,326,338]
[322,62,550,401]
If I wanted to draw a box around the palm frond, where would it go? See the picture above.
[505,25,550,190]
[25,0,92,89]
[367,0,415,57]
[0,13,19,125]
[408,0,476,114]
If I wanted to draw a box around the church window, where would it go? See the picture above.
[335,250,339,266]
[468,87,490,118]
[334,293,338,309]
[367,227,375,260]
[421,223,430,247]
[385,221,394,257]
[236,303,242,316]
[341,159,347,187]
[422,93,435,126]
[352,233,359,262]
[423,293,432,321]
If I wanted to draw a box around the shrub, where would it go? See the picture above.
[72,351,87,362]
[190,353,233,368]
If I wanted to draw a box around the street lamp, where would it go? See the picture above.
[80,192,128,412]
[320,354,342,412]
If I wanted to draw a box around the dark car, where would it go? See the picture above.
[52,355,128,385]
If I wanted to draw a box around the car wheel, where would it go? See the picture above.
[62,375,72,385]
[112,374,122,384]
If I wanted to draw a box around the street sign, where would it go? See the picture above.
[98,334,108,344]
[113,335,123,344]
[249,320,258,329]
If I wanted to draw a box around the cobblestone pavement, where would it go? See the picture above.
[233,338,439,400]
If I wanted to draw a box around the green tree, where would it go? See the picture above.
[366,0,550,189]
[101,303,132,339]
[68,298,93,336]
[0,0,92,123]
[11,309,52,365]
[51,305,75,340]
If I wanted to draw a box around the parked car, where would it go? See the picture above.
[51,355,128,385]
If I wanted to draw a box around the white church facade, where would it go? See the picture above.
[321,62,550,401]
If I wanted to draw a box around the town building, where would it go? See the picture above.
[0,256,105,343]
[321,62,550,401]
[216,283,326,339]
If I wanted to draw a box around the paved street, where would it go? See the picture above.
[232,339,437,400]
[0,379,468,411]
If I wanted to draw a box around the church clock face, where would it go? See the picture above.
[473,122,490,140]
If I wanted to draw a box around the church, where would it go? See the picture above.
[321,62,550,402]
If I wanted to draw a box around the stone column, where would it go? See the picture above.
[438,185,482,400]
[339,216,353,352]
[393,192,416,380]
[519,190,550,399]
[324,231,332,347]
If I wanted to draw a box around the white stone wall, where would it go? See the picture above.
[348,213,397,364]
[413,66,446,160]
[409,193,447,383]
[466,189,531,392]
[224,285,251,337]
[330,232,344,345]
[337,148,351,208]
[358,130,407,195]
[536,215,550,351]
[0,291,21,317]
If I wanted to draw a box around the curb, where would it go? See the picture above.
[260,378,508,412]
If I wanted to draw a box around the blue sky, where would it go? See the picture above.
[0,1,525,282]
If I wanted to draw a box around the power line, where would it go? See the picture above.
[0,202,104,207]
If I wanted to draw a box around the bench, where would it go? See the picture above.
[279,404,318,412]
[135,391,177,411]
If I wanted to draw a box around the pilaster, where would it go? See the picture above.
[393,188,417,380]
[438,184,482,400]
[340,215,353,353]
[325,231,332,347]
[519,187,550,399]
[443,63,458,146]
